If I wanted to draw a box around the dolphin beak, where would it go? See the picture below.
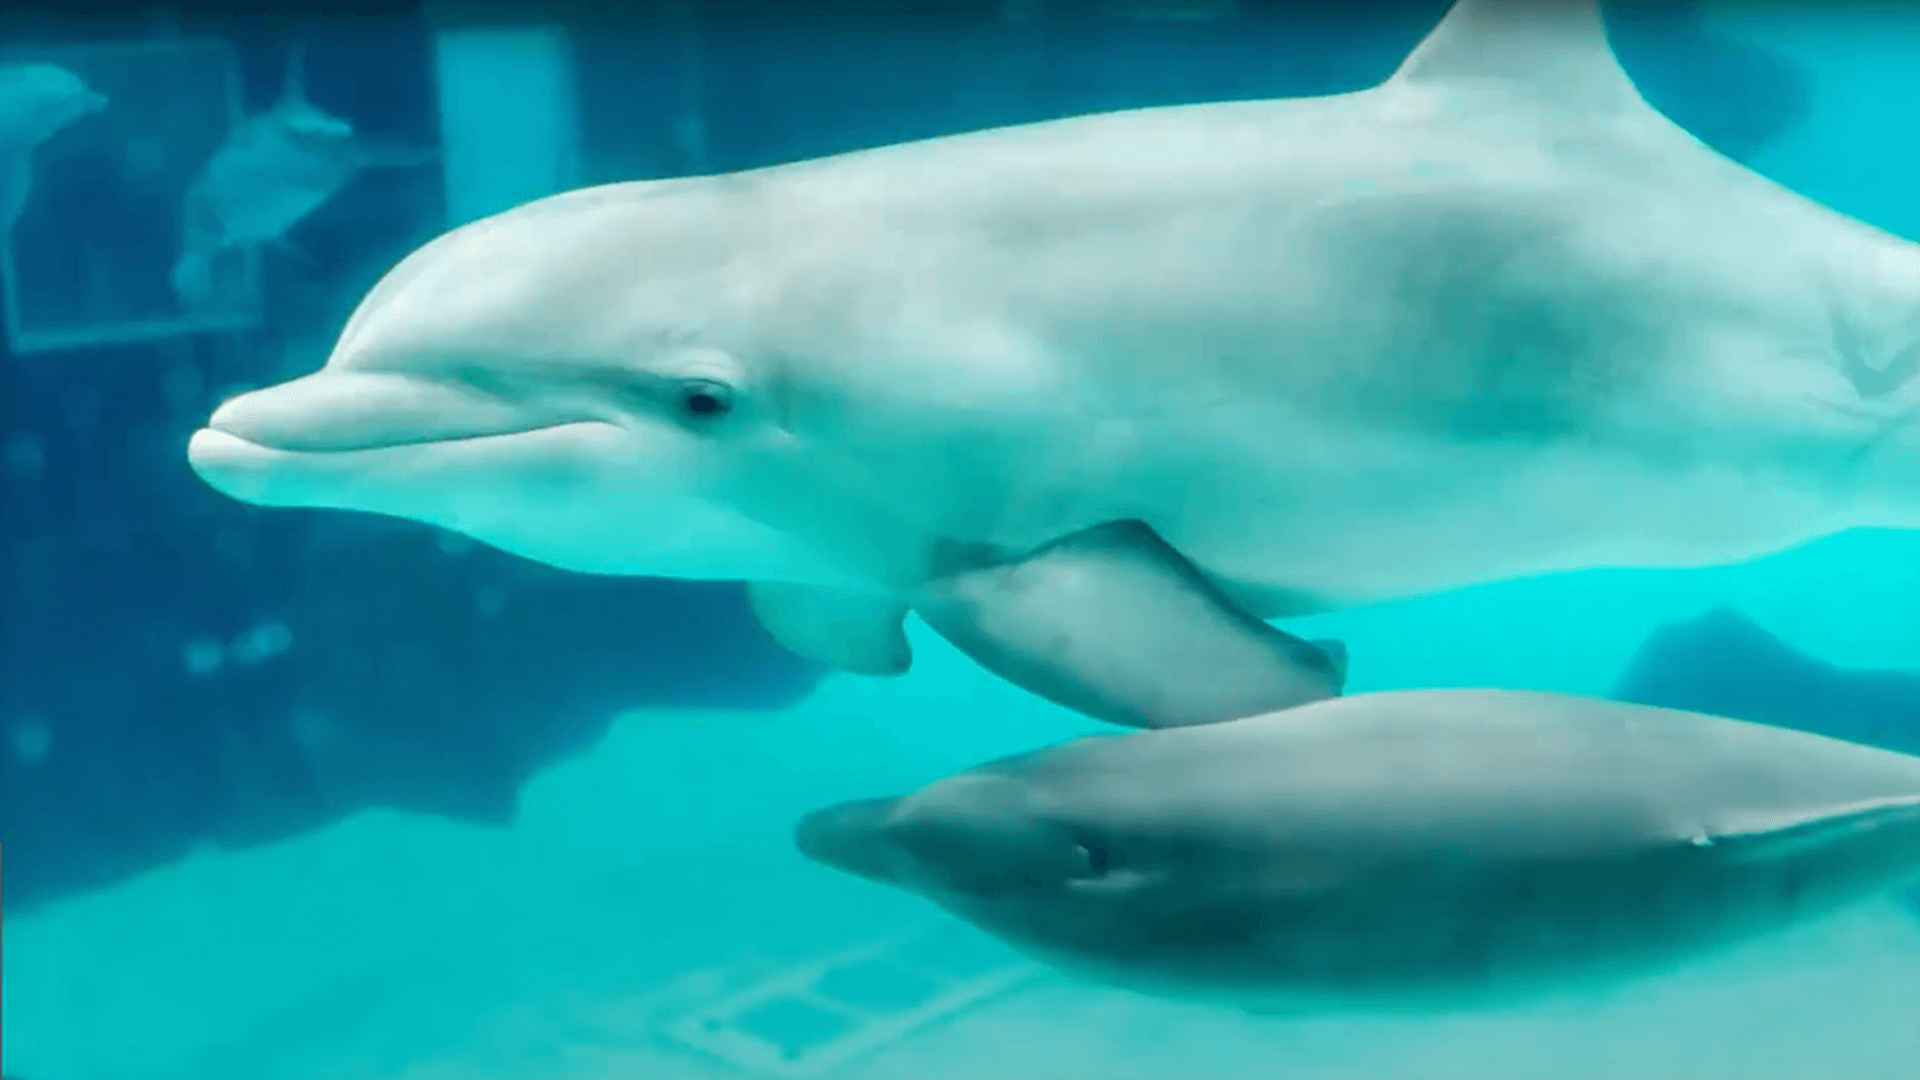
[795,797,908,887]
[187,368,614,513]
[201,370,555,455]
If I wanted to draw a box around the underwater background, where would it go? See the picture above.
[3,1,1920,1076]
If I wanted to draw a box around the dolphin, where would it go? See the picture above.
[796,688,1920,1013]
[0,63,107,239]
[185,0,1920,728]
[170,32,436,308]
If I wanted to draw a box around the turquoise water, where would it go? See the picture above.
[9,4,1920,1078]
[11,529,1920,1078]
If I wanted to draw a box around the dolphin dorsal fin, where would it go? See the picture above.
[280,28,312,109]
[1386,0,1646,114]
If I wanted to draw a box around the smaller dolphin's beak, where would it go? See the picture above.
[795,797,907,887]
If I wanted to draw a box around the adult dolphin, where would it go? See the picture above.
[187,0,1920,727]
[796,689,1920,1013]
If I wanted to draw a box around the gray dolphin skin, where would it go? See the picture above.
[796,690,1920,1012]
[186,0,1920,726]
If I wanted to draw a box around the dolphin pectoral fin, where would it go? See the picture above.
[910,520,1346,730]
[748,582,912,676]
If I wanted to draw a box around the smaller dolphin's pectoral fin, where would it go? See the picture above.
[1696,794,1920,864]
[910,519,1346,730]
[748,582,912,677]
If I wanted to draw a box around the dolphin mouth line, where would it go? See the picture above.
[201,418,599,456]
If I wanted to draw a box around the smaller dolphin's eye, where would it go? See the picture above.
[1077,843,1111,875]
[677,379,733,420]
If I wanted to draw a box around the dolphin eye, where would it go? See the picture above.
[1076,843,1111,875]
[677,379,733,420]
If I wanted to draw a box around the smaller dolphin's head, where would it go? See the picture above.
[795,781,1104,900]
[794,753,1267,992]
[187,182,866,587]
[0,63,106,148]
[275,98,358,159]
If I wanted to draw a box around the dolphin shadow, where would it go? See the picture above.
[0,518,827,916]
[1604,0,1813,167]
[1610,607,1920,916]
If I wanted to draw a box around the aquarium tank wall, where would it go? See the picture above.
[5,1,1920,1078]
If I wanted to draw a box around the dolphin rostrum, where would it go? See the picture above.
[186,0,1920,726]
[796,688,1920,1012]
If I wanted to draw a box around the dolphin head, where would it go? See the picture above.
[794,746,1275,992]
[279,99,354,141]
[0,63,106,148]
[188,181,872,586]
[795,781,1100,899]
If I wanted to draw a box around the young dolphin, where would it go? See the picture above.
[171,33,436,308]
[186,0,1920,727]
[795,687,1920,1012]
